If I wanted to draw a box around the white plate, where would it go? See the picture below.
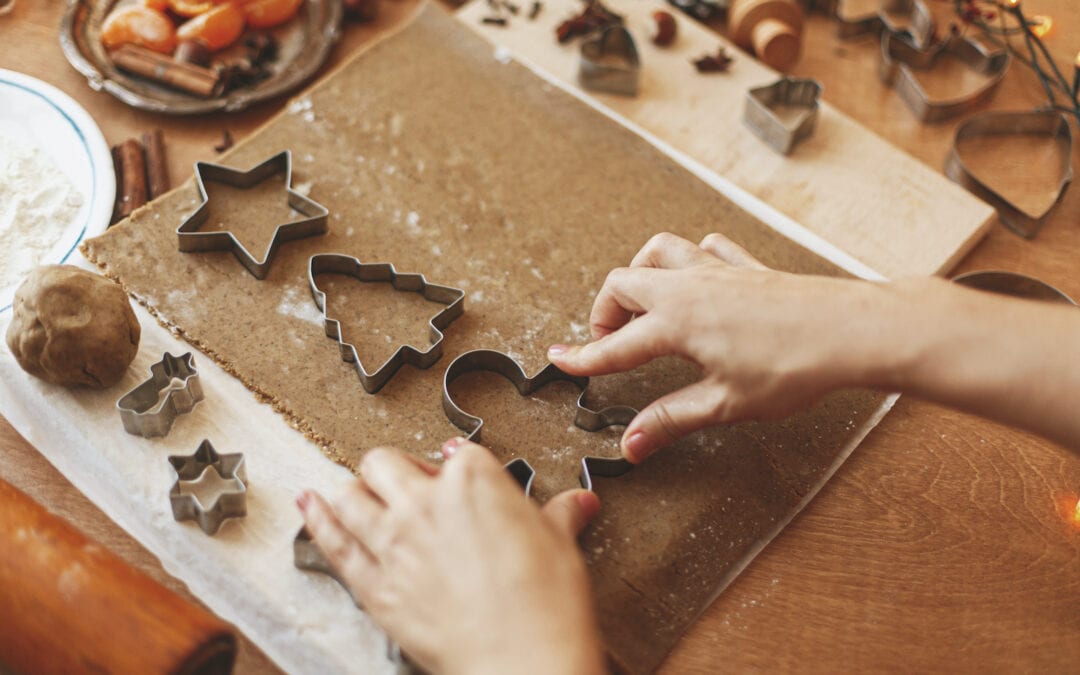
[0,69,114,313]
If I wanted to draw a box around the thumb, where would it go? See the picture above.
[621,380,730,463]
[542,489,601,538]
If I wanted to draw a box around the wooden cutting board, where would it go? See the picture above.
[458,0,996,279]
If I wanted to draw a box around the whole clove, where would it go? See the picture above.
[244,33,279,64]
[693,47,733,73]
[528,1,541,19]
[555,0,623,43]
[214,129,234,154]
[482,16,508,25]
[502,1,519,14]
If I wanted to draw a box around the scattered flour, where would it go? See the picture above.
[276,285,323,324]
[0,132,83,291]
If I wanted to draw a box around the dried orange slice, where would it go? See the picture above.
[176,2,245,51]
[242,0,303,29]
[167,0,215,17]
[101,5,177,54]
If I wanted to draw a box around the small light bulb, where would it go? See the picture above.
[1030,15,1052,38]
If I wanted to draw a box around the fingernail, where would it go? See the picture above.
[622,431,649,464]
[547,344,577,358]
[441,436,465,458]
[296,491,311,513]
[576,491,600,517]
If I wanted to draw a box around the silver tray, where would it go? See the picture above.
[60,0,343,115]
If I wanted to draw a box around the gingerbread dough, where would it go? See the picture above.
[6,265,140,388]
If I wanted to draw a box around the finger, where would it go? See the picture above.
[550,314,669,377]
[698,233,768,270]
[298,490,378,595]
[630,232,717,270]
[542,489,601,538]
[332,479,387,554]
[359,447,431,508]
[403,453,441,476]
[587,267,665,339]
[620,380,732,463]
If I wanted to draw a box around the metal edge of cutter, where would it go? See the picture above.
[168,439,247,536]
[116,351,204,438]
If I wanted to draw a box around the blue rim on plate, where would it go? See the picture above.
[0,69,114,314]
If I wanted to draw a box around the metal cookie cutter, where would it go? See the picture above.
[177,150,329,279]
[743,77,823,155]
[117,352,204,438]
[309,254,465,394]
[880,32,1010,123]
[953,270,1076,305]
[836,0,934,48]
[442,349,636,490]
[579,25,640,97]
[168,440,247,535]
[945,111,1073,239]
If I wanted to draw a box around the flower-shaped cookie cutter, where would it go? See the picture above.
[177,150,329,279]
[308,254,465,394]
[116,352,204,438]
[578,25,640,97]
[442,349,635,491]
[944,111,1072,238]
[743,76,823,155]
[168,439,247,535]
[836,0,934,48]
[879,31,1010,123]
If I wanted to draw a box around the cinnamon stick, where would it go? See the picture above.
[109,144,124,226]
[141,129,170,199]
[116,138,147,220]
[110,44,222,98]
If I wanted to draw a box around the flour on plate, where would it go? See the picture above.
[0,132,84,291]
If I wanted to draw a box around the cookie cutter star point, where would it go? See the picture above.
[168,439,247,536]
[177,150,329,279]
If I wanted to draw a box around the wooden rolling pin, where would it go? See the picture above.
[0,478,237,674]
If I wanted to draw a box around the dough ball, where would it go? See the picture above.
[5,265,140,388]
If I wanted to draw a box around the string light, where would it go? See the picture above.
[1029,15,1052,39]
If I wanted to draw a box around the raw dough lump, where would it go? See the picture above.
[6,265,140,388]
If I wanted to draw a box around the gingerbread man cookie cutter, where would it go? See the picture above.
[177,150,329,279]
[308,254,465,394]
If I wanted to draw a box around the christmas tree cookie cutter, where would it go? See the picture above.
[879,32,1010,123]
[743,76,823,155]
[441,349,636,491]
[309,254,465,394]
[579,25,640,97]
[177,150,329,279]
[835,0,934,48]
[168,439,247,535]
[116,352,204,438]
[944,111,1073,238]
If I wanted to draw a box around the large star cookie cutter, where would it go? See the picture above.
[168,439,247,535]
[308,254,465,394]
[177,150,329,279]
[743,76,823,156]
[442,349,635,491]
[879,32,1010,123]
[579,25,640,97]
[116,351,204,438]
[836,0,934,48]
[944,111,1072,238]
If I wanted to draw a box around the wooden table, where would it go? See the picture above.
[2,1,1079,671]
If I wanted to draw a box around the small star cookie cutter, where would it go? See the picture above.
[879,32,1010,123]
[579,25,640,97]
[116,352,204,438]
[308,254,465,394]
[944,111,1073,238]
[168,439,247,535]
[177,150,329,279]
[836,0,934,48]
[743,76,823,155]
[441,349,636,490]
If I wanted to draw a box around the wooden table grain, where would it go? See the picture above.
[2,1,1079,672]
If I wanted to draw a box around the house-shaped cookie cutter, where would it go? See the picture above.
[308,254,465,394]
[117,352,204,438]
[880,32,1010,123]
[743,77,823,155]
[168,440,247,535]
[177,150,329,279]
[442,349,635,490]
[578,25,640,97]
[836,0,934,48]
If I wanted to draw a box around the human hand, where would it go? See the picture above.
[548,232,893,463]
[297,439,606,675]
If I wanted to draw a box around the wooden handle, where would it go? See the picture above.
[0,479,237,674]
[728,0,804,71]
